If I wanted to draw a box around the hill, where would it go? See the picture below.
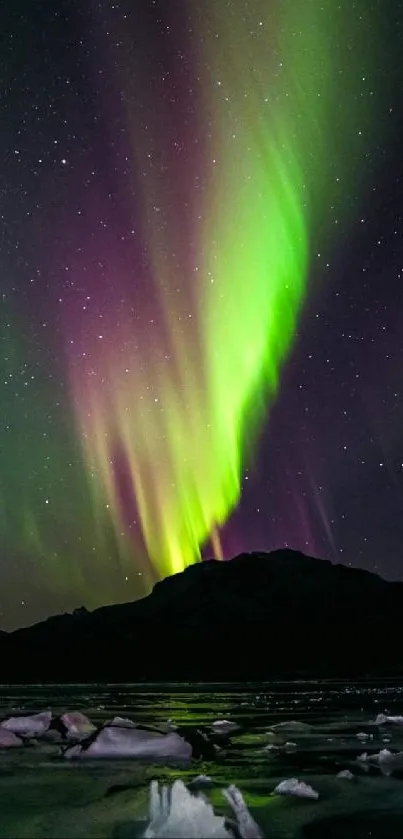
[1,550,402,682]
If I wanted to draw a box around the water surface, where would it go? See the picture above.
[1,680,403,838]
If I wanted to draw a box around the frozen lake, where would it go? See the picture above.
[1,680,403,837]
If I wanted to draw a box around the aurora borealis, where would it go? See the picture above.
[70,1,312,579]
[1,0,403,628]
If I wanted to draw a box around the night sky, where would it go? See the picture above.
[1,0,403,630]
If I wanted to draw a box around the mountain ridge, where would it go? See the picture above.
[1,549,402,682]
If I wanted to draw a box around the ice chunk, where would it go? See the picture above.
[356,751,371,772]
[262,741,296,756]
[222,784,263,838]
[0,728,23,748]
[337,770,354,780]
[357,748,403,776]
[143,779,232,838]
[370,748,393,764]
[270,721,312,733]
[64,725,192,760]
[0,711,51,737]
[273,778,319,800]
[380,750,403,776]
[211,720,239,734]
[371,748,403,776]
[61,712,96,740]
[109,716,137,728]
[374,713,403,725]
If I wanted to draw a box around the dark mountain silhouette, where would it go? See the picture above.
[1,549,402,682]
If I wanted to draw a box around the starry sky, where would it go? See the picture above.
[1,0,403,630]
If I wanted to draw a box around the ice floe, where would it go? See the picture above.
[374,713,403,725]
[222,785,263,838]
[144,780,231,838]
[357,748,403,775]
[273,778,319,800]
[64,723,192,761]
[211,720,240,734]
[0,711,51,738]
[108,716,137,728]
[61,711,96,740]
[0,710,221,762]
[143,780,262,839]
[269,720,312,733]
[0,728,23,748]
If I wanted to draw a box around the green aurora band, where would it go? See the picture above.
[69,0,377,579]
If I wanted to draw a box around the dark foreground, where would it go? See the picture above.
[1,680,403,838]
